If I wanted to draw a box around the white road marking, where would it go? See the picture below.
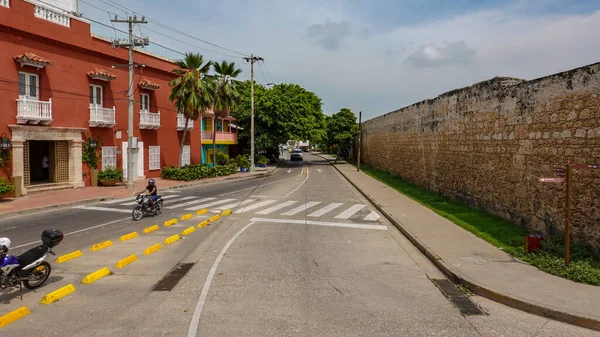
[283,166,310,198]
[281,201,320,216]
[0,226,16,231]
[12,217,131,249]
[250,218,388,231]
[317,169,322,173]
[364,211,380,221]
[255,201,298,215]
[99,197,141,205]
[120,195,197,206]
[187,221,256,337]
[218,176,298,197]
[72,205,134,213]
[182,199,237,211]
[214,199,256,211]
[335,204,366,219]
[165,197,217,209]
[235,200,278,213]
[287,169,292,173]
[308,203,343,217]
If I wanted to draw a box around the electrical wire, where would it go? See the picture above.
[256,62,270,85]
[261,60,275,84]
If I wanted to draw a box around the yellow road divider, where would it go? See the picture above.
[144,243,162,255]
[164,234,180,245]
[115,254,138,269]
[164,219,178,227]
[196,209,208,215]
[180,213,193,221]
[197,220,208,228]
[209,215,220,222]
[143,225,160,234]
[221,209,231,216]
[120,232,138,242]
[181,226,196,236]
[81,267,111,284]
[90,240,113,252]
[56,250,83,264]
[0,307,30,328]
[40,284,76,304]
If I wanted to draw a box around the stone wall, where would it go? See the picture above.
[359,62,600,250]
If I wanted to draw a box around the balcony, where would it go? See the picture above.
[201,131,238,144]
[89,105,116,128]
[139,110,160,129]
[34,5,71,27]
[0,0,9,8]
[16,97,52,125]
[177,114,194,131]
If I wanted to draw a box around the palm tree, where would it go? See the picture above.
[211,60,242,165]
[168,53,214,168]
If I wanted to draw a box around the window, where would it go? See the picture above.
[140,93,150,111]
[89,85,103,106]
[18,72,39,99]
[101,146,117,170]
[149,146,160,170]
[182,145,190,166]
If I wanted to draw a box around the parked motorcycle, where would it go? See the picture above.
[132,192,163,220]
[0,229,64,299]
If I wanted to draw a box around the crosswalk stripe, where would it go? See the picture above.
[364,211,380,221]
[72,205,133,213]
[235,200,278,213]
[182,199,237,211]
[165,197,217,209]
[308,202,343,217]
[99,197,145,205]
[120,195,195,206]
[334,204,366,219]
[281,201,321,216]
[255,201,298,215]
[215,199,256,211]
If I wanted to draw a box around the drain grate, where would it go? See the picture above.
[151,263,195,292]
[431,279,485,315]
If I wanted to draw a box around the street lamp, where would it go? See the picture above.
[89,138,97,149]
[0,134,11,150]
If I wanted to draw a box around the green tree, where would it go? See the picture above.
[169,53,214,168]
[327,108,358,162]
[211,61,242,165]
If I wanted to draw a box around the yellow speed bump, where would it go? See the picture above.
[56,250,83,264]
[115,254,138,269]
[164,234,180,245]
[82,267,111,284]
[180,213,193,221]
[144,243,163,255]
[221,209,231,216]
[181,226,196,236]
[0,307,30,328]
[90,240,113,252]
[143,225,160,234]
[196,209,208,215]
[163,219,178,227]
[209,215,220,222]
[40,284,76,304]
[197,220,208,228]
[120,232,138,242]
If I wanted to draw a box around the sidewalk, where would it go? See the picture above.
[315,153,600,332]
[0,167,274,220]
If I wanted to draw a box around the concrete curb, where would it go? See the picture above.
[317,153,600,332]
[0,171,273,221]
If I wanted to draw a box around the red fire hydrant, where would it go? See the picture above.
[524,234,543,252]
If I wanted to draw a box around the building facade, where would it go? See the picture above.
[0,0,238,195]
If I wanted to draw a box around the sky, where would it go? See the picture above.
[79,0,600,120]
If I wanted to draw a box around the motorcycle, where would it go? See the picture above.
[0,229,64,299]
[132,192,163,220]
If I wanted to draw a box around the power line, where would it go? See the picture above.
[256,62,269,85]
[261,60,275,84]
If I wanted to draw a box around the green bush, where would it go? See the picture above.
[161,163,238,181]
[98,167,123,181]
[256,155,268,165]
[233,155,250,169]
[216,152,230,166]
[0,177,15,195]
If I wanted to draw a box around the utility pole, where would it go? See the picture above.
[357,111,362,172]
[111,15,148,188]
[243,54,263,172]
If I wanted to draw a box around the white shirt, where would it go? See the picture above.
[42,156,49,168]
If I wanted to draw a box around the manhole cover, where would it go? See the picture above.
[151,263,195,292]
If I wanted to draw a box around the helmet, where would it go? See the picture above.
[148,179,155,185]
[0,237,11,253]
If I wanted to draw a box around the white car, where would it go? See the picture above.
[290,148,303,161]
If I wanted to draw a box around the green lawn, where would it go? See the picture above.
[358,164,600,286]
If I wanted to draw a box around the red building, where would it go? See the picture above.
[0,0,239,196]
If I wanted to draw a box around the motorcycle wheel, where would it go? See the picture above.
[23,262,51,289]
[154,201,163,215]
[132,207,144,221]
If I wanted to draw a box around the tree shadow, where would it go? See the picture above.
[0,275,64,304]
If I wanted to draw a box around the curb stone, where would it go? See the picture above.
[316,153,600,332]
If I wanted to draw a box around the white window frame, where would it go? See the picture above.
[149,146,160,170]
[18,71,39,99]
[182,145,191,166]
[89,84,103,106]
[101,146,117,171]
[140,93,150,111]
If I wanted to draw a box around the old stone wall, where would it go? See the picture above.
[359,62,600,250]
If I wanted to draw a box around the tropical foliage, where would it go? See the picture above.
[326,108,358,160]
[211,61,242,164]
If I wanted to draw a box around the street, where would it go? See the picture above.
[1,153,598,337]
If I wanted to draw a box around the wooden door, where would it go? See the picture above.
[54,141,69,183]
[24,141,30,186]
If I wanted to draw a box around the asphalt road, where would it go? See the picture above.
[1,153,598,337]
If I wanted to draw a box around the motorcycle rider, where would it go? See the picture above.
[138,178,158,210]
